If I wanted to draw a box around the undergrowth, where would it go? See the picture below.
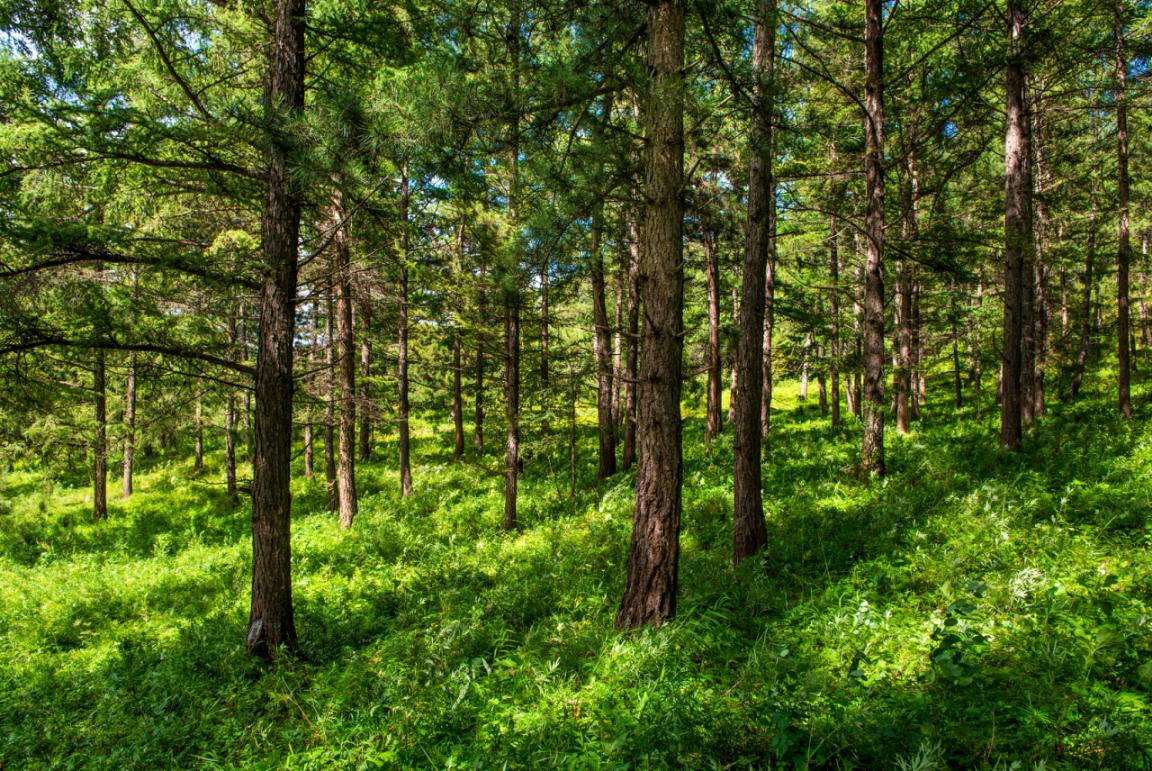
[1,373,1151,768]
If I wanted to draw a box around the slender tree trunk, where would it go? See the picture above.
[122,353,136,498]
[397,165,412,497]
[951,284,963,408]
[862,0,887,474]
[617,0,684,627]
[474,259,486,451]
[502,8,522,532]
[1069,195,1098,400]
[830,204,841,428]
[303,301,317,479]
[591,209,617,479]
[325,293,338,512]
[93,348,108,520]
[358,300,372,461]
[225,395,238,503]
[622,218,641,470]
[539,251,550,394]
[246,0,304,658]
[760,181,777,437]
[1115,0,1132,418]
[194,395,204,470]
[331,193,358,526]
[453,331,464,460]
[728,283,739,424]
[1001,0,1032,450]
[612,260,624,428]
[704,224,722,444]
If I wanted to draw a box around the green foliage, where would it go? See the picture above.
[2,378,1152,768]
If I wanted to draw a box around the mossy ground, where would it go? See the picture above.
[2,370,1151,768]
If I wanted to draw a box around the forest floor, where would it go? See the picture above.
[2,368,1152,769]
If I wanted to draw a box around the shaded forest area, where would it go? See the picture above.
[1,0,1151,766]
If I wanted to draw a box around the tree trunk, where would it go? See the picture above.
[1115,0,1132,418]
[760,180,778,437]
[225,395,238,504]
[194,395,204,470]
[246,0,304,659]
[303,301,317,479]
[1069,195,1097,400]
[829,202,841,428]
[398,165,413,497]
[358,300,372,461]
[951,285,963,408]
[453,330,464,460]
[474,261,486,451]
[612,259,624,429]
[622,217,641,470]
[502,8,522,532]
[93,348,108,520]
[325,293,338,512]
[617,0,684,627]
[862,0,887,474]
[122,353,136,498]
[591,209,618,479]
[331,193,358,526]
[728,283,739,424]
[1001,0,1032,450]
[704,223,722,444]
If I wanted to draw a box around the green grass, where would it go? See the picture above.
[2,373,1152,768]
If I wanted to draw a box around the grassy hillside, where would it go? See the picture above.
[2,375,1151,768]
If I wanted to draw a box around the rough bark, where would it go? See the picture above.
[246,0,304,659]
[303,301,316,479]
[829,200,841,428]
[617,0,684,627]
[862,0,887,474]
[502,7,522,532]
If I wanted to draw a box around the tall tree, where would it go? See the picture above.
[617,0,685,627]
[732,0,775,566]
[861,0,887,474]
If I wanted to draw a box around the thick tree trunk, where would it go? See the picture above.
[122,353,136,498]
[331,193,358,526]
[617,0,684,627]
[760,190,777,437]
[704,224,722,444]
[1115,0,1132,418]
[862,0,886,474]
[622,218,641,470]
[1001,0,1032,450]
[246,0,304,659]
[591,210,617,479]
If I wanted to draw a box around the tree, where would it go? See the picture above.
[617,0,685,628]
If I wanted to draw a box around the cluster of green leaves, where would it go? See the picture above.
[2,369,1151,768]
